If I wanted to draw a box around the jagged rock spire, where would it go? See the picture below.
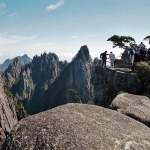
[73,45,91,62]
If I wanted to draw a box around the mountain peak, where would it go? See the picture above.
[74,45,90,61]
[0,55,32,72]
[22,54,28,57]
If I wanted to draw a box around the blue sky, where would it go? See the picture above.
[0,0,150,63]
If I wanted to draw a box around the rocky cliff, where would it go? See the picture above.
[0,75,18,148]
[3,58,22,89]
[94,67,141,107]
[68,46,93,103]
[2,103,150,150]
[41,45,93,113]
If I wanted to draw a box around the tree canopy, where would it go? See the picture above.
[143,36,150,41]
[107,35,135,49]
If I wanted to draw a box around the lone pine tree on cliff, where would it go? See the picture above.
[143,35,150,44]
[107,35,135,49]
[107,35,136,67]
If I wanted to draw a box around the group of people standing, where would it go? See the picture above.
[100,41,150,68]
[129,42,150,65]
[100,51,115,68]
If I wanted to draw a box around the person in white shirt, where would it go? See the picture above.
[129,48,135,65]
[109,52,115,68]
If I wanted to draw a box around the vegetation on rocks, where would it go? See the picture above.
[107,35,135,49]
[4,85,13,101]
[134,61,150,97]
[117,91,128,95]
[67,89,81,103]
[143,35,150,41]
[4,85,28,117]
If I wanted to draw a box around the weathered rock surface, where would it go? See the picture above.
[3,104,150,150]
[110,93,150,128]
[0,76,18,148]
[3,58,22,88]
[94,66,141,107]
[68,45,93,103]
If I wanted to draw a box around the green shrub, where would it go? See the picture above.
[4,85,29,116]
[87,99,95,105]
[67,89,81,103]
[117,91,127,95]
[13,101,22,111]
[134,61,150,79]
[134,61,150,97]
[4,85,13,101]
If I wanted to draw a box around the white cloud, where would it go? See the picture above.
[0,3,6,14]
[8,13,19,18]
[46,0,65,12]
[57,52,76,61]
[0,32,8,35]
[0,35,61,63]
[70,36,80,39]
[0,35,37,46]
[70,35,98,39]
[89,35,98,37]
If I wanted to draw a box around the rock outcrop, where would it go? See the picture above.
[31,52,62,83]
[68,46,93,103]
[110,93,150,128]
[0,76,18,148]
[94,66,141,107]
[3,58,22,88]
[3,104,150,150]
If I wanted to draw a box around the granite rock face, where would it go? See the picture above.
[0,76,18,148]
[3,58,22,88]
[42,45,93,112]
[3,104,150,150]
[95,67,141,107]
[31,52,62,83]
[68,45,93,103]
[110,93,150,128]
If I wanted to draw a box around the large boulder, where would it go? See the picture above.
[110,93,150,128]
[3,104,150,150]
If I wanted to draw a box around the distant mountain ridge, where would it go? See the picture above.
[3,46,93,114]
[0,54,32,72]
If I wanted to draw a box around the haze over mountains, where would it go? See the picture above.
[0,54,32,72]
